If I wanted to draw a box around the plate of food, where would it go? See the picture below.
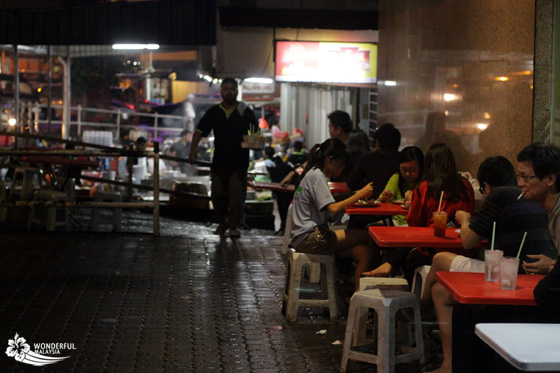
[352,199,380,207]
[392,199,407,205]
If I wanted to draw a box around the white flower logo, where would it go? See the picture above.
[5,333,70,366]
[5,333,30,362]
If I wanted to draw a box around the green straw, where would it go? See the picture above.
[516,232,528,259]
[490,221,496,251]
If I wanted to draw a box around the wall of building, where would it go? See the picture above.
[377,0,536,174]
[534,0,554,143]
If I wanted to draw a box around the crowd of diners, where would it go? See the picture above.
[286,110,560,373]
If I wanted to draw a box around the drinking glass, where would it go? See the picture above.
[484,249,503,282]
[500,257,520,290]
[432,211,448,237]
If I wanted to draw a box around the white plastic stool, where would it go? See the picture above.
[89,191,122,232]
[10,167,43,201]
[411,265,431,299]
[341,289,424,373]
[282,248,338,321]
[354,277,410,345]
[359,277,409,292]
[27,190,69,231]
[282,206,322,284]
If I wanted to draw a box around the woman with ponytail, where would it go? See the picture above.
[291,138,375,291]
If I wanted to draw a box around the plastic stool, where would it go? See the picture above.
[10,167,43,201]
[411,265,431,299]
[354,277,410,345]
[359,277,409,292]
[282,205,322,283]
[89,191,122,232]
[341,289,424,373]
[27,190,69,231]
[282,248,338,321]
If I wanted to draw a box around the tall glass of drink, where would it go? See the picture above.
[433,211,448,237]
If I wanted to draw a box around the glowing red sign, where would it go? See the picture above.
[275,41,377,84]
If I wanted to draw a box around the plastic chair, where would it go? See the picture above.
[282,248,338,321]
[341,289,424,373]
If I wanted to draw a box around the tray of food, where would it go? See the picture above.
[352,199,380,207]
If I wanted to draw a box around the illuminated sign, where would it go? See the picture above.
[275,41,377,84]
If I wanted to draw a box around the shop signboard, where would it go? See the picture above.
[275,41,377,84]
[242,81,275,94]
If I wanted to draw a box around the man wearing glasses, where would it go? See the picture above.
[516,142,560,274]
[451,142,560,372]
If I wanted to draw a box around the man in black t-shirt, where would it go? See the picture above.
[188,78,258,238]
[421,156,557,373]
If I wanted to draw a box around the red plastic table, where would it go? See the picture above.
[368,226,466,248]
[22,155,99,169]
[346,202,408,216]
[22,155,100,193]
[436,271,543,306]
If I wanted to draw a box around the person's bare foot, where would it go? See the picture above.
[361,262,392,277]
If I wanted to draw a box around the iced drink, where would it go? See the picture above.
[500,257,520,290]
[433,211,448,237]
[484,249,503,282]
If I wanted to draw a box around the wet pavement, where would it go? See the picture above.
[0,211,435,372]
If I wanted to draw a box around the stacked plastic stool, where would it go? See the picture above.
[27,190,69,231]
[341,289,424,373]
[282,248,338,321]
[89,191,122,232]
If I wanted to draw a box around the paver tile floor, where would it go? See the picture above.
[0,212,434,372]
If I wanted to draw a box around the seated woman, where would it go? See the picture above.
[402,143,475,284]
[290,138,375,291]
[420,156,558,373]
[361,146,424,277]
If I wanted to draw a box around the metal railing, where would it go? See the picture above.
[0,142,161,236]
[13,102,187,141]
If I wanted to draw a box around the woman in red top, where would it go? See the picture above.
[407,143,475,229]
[404,143,475,281]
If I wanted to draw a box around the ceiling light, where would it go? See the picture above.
[443,93,457,101]
[112,44,160,50]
